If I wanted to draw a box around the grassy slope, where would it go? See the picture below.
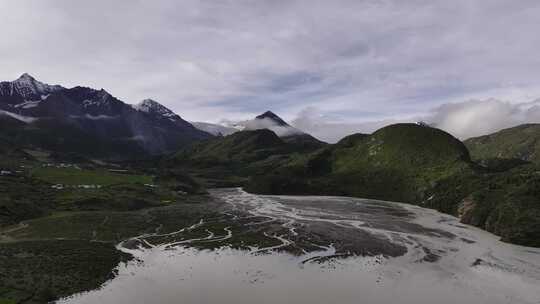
[469,165,540,246]
[168,129,304,187]
[0,240,130,304]
[0,195,221,303]
[328,124,471,201]
[30,167,152,186]
[0,176,55,227]
[247,124,472,201]
[465,123,540,163]
[0,148,210,303]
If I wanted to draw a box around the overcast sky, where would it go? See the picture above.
[2,1,540,142]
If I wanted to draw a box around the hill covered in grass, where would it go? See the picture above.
[0,152,209,303]
[167,129,316,187]
[247,123,473,202]
[465,124,540,164]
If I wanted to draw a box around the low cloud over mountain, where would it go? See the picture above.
[289,99,540,142]
[429,99,540,139]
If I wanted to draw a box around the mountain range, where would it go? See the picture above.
[0,74,211,159]
[0,74,326,160]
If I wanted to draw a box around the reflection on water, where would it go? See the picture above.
[59,189,540,304]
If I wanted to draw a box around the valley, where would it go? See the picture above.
[3,1,540,303]
[59,189,540,304]
[1,74,540,303]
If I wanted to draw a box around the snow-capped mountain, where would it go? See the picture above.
[255,111,290,126]
[133,99,177,117]
[218,111,304,137]
[0,74,212,158]
[193,110,326,148]
[132,99,188,125]
[0,73,63,108]
[249,111,326,148]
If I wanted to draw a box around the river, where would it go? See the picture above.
[59,188,540,304]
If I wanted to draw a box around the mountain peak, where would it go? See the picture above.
[5,73,64,100]
[17,73,36,81]
[255,111,289,126]
[133,99,180,121]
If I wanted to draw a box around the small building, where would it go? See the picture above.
[0,170,14,176]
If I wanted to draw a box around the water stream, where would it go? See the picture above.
[59,188,540,304]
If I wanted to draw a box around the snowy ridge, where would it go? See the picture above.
[0,73,64,100]
[132,99,181,122]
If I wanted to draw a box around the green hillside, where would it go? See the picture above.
[174,129,286,164]
[0,150,208,302]
[247,124,473,202]
[465,124,540,164]
[168,129,305,187]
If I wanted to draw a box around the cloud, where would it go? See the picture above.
[428,99,540,139]
[190,121,237,136]
[291,107,406,143]
[290,99,540,142]
[244,118,302,137]
[1,1,540,123]
[0,110,38,124]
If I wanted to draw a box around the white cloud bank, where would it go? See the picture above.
[290,99,540,143]
[429,99,540,139]
[291,107,402,143]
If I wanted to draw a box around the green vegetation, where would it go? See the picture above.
[0,145,213,303]
[165,123,540,248]
[247,124,472,202]
[465,123,540,163]
[467,165,540,246]
[0,176,54,227]
[239,124,540,247]
[174,129,287,165]
[4,195,218,243]
[167,129,306,187]
[2,119,540,302]
[0,240,130,304]
[30,167,152,186]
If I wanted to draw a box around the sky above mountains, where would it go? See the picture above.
[2,1,540,142]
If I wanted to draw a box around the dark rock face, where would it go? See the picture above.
[0,74,212,158]
[255,110,290,126]
[254,110,327,148]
